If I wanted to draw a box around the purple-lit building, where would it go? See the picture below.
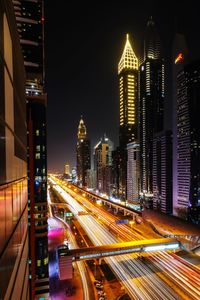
[172,34,188,218]
[76,117,91,187]
[175,60,200,223]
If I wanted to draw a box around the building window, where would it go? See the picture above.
[35,153,40,159]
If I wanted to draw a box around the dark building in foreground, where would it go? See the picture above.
[153,131,172,214]
[13,0,49,298]
[77,117,91,187]
[175,60,200,223]
[0,0,29,298]
[27,91,49,298]
[139,17,164,205]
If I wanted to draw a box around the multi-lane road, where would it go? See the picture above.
[49,176,200,300]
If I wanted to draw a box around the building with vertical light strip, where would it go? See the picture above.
[139,18,164,207]
[118,34,138,199]
[127,142,140,202]
[12,0,49,298]
[0,0,29,298]
[76,117,91,187]
[153,131,172,214]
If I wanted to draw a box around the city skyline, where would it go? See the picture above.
[1,1,200,299]
[46,1,200,171]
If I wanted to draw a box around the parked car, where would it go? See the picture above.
[95,283,103,289]
[98,290,106,296]
[94,280,102,284]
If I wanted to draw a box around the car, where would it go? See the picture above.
[98,291,106,296]
[98,297,106,300]
[95,283,103,289]
[94,280,102,284]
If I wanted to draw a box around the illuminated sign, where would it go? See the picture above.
[175,53,184,64]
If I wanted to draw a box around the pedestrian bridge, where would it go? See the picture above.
[62,238,182,261]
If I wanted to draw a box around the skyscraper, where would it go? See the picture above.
[172,34,188,219]
[175,60,200,223]
[0,1,29,298]
[139,18,164,205]
[76,117,91,187]
[13,0,49,298]
[27,93,49,299]
[94,135,114,195]
[153,131,172,214]
[118,34,138,199]
[12,0,44,86]
[118,34,138,147]
[127,142,140,202]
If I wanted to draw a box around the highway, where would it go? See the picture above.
[48,189,90,300]
[49,177,200,300]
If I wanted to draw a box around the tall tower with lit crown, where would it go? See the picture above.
[118,34,138,147]
[117,34,138,199]
[76,117,91,187]
[78,116,87,140]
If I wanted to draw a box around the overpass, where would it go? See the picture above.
[49,177,142,220]
[60,238,181,262]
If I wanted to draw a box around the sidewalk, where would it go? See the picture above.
[48,217,83,300]
[142,209,200,236]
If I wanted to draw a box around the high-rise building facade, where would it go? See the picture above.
[118,34,138,199]
[94,135,113,195]
[0,1,29,298]
[27,93,49,299]
[13,0,49,298]
[118,34,138,147]
[175,60,200,223]
[76,117,91,187]
[153,131,172,214]
[127,142,140,202]
[12,0,44,85]
[139,18,164,204]
[64,163,70,176]
[172,34,188,218]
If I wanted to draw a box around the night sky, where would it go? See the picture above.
[45,1,199,172]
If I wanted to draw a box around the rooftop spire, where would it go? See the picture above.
[144,17,161,60]
[78,116,87,140]
[118,33,138,74]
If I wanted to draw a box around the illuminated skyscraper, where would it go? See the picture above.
[12,0,44,86]
[13,0,49,298]
[153,131,172,214]
[118,34,138,199]
[94,135,114,195]
[118,34,138,147]
[127,142,140,202]
[64,163,70,175]
[0,1,28,298]
[76,117,91,187]
[174,60,200,223]
[139,18,164,205]
[172,34,188,218]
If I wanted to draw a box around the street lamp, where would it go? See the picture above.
[129,220,135,228]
